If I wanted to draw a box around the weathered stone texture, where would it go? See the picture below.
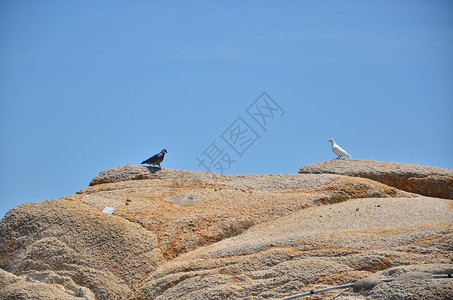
[299,159,453,199]
[1,161,452,299]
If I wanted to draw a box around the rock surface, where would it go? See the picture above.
[0,268,94,299]
[1,161,452,299]
[299,159,453,199]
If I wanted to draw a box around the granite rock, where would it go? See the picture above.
[0,162,452,299]
[299,159,453,199]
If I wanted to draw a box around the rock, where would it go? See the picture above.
[89,164,158,186]
[1,162,452,299]
[0,197,163,299]
[364,278,453,300]
[134,197,452,299]
[338,265,453,299]
[77,167,413,260]
[299,159,453,199]
[395,271,432,281]
[353,275,382,292]
[88,164,341,188]
[0,268,93,299]
[163,192,204,206]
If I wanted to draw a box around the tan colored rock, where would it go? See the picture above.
[89,164,160,186]
[339,265,453,299]
[299,159,453,199]
[1,163,452,299]
[0,197,163,299]
[0,268,94,299]
[77,166,413,260]
[136,197,452,299]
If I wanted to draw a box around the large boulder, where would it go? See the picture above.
[136,196,453,299]
[299,159,453,199]
[77,167,412,260]
[0,197,163,299]
[1,163,452,299]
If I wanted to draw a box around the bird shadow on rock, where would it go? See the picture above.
[144,166,163,174]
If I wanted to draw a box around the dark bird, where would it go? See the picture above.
[141,149,168,169]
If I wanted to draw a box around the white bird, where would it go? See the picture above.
[328,138,352,159]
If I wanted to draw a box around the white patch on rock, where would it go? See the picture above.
[102,207,114,214]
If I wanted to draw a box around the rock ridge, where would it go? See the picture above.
[1,160,452,299]
[299,159,453,199]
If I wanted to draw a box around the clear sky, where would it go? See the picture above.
[1,0,452,218]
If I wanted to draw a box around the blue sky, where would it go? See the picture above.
[1,0,452,218]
